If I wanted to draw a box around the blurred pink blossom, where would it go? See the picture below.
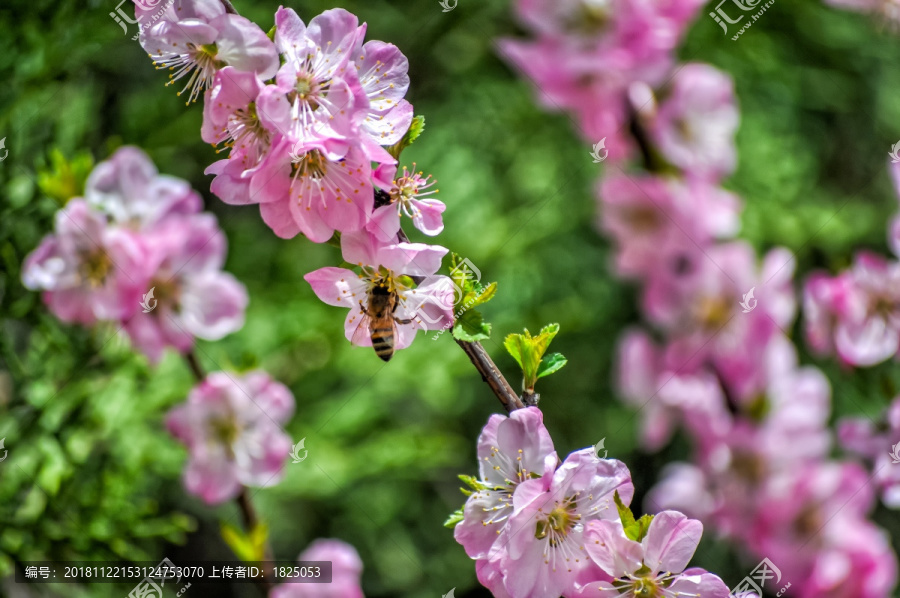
[651,63,739,180]
[270,539,365,598]
[122,213,247,363]
[167,370,295,504]
[839,397,900,508]
[22,200,148,325]
[85,146,202,228]
[803,253,900,367]
[597,174,741,278]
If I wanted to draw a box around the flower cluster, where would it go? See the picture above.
[452,408,729,598]
[502,0,899,596]
[167,370,295,504]
[499,0,709,164]
[22,146,247,363]
[137,0,453,359]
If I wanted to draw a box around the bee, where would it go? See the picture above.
[352,284,414,362]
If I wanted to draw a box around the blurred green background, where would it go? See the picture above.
[3,0,900,595]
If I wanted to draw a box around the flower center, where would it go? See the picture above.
[793,504,823,537]
[225,102,270,164]
[209,414,242,458]
[730,449,767,485]
[388,165,439,219]
[622,206,661,233]
[155,42,222,105]
[293,149,329,179]
[631,577,661,598]
[149,278,181,311]
[564,0,612,36]
[695,295,732,329]
[80,250,113,287]
[535,505,577,546]
[871,294,898,319]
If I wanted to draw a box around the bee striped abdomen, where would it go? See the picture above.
[371,324,395,361]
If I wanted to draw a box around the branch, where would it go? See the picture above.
[185,350,205,382]
[237,489,276,591]
[396,222,525,413]
[455,339,526,412]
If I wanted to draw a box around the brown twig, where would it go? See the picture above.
[455,339,525,412]
[237,489,276,591]
[185,350,205,382]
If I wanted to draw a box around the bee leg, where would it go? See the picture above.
[393,316,413,325]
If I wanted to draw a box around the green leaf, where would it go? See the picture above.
[470,281,497,307]
[221,522,268,562]
[36,149,94,204]
[452,310,491,342]
[613,491,636,531]
[503,324,565,392]
[444,507,465,528]
[458,474,487,492]
[614,491,654,542]
[536,352,567,379]
[387,115,425,159]
[632,514,654,541]
[405,115,425,145]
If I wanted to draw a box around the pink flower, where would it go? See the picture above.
[122,213,248,363]
[22,200,148,325]
[249,135,375,241]
[138,0,278,104]
[258,8,367,145]
[748,462,891,593]
[485,450,634,598]
[497,39,637,161]
[352,40,414,154]
[802,271,848,357]
[85,146,202,228]
[651,63,739,180]
[641,242,796,396]
[833,253,900,366]
[454,407,557,559]
[166,370,295,504]
[597,174,741,279]
[615,329,732,451]
[572,511,729,598]
[201,66,275,206]
[303,231,454,360]
[500,0,706,155]
[797,518,897,598]
[367,164,445,242]
[839,397,900,508]
[270,539,365,598]
[510,0,703,61]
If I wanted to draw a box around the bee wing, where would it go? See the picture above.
[349,310,374,347]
